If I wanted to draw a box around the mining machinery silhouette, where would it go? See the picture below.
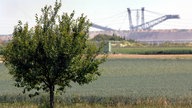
[91,8,179,31]
[127,7,179,31]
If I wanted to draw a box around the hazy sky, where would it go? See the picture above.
[1,0,192,34]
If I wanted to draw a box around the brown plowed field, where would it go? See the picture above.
[105,54,192,59]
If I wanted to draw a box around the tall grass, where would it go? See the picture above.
[0,96,192,108]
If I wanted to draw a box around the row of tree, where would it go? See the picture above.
[91,34,125,41]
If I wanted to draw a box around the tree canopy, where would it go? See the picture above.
[3,1,106,108]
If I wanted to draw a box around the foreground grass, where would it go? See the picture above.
[0,102,192,108]
[1,58,192,107]
[0,95,192,108]
[1,58,192,98]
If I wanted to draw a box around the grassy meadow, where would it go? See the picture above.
[110,41,192,54]
[1,58,192,107]
[112,47,192,54]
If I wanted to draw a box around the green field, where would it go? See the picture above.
[1,58,192,107]
[67,58,192,98]
[112,47,192,54]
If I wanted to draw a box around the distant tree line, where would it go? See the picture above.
[91,34,125,41]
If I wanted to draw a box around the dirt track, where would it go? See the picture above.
[106,54,192,59]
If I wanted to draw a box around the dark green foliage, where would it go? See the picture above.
[3,1,106,108]
[91,34,125,41]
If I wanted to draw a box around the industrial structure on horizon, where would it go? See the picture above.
[127,7,179,31]
[1,8,192,43]
[89,7,192,43]
[91,7,180,31]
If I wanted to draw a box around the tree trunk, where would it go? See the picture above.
[50,85,55,108]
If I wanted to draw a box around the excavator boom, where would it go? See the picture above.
[132,15,179,30]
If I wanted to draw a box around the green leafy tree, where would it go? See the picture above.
[3,1,106,108]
